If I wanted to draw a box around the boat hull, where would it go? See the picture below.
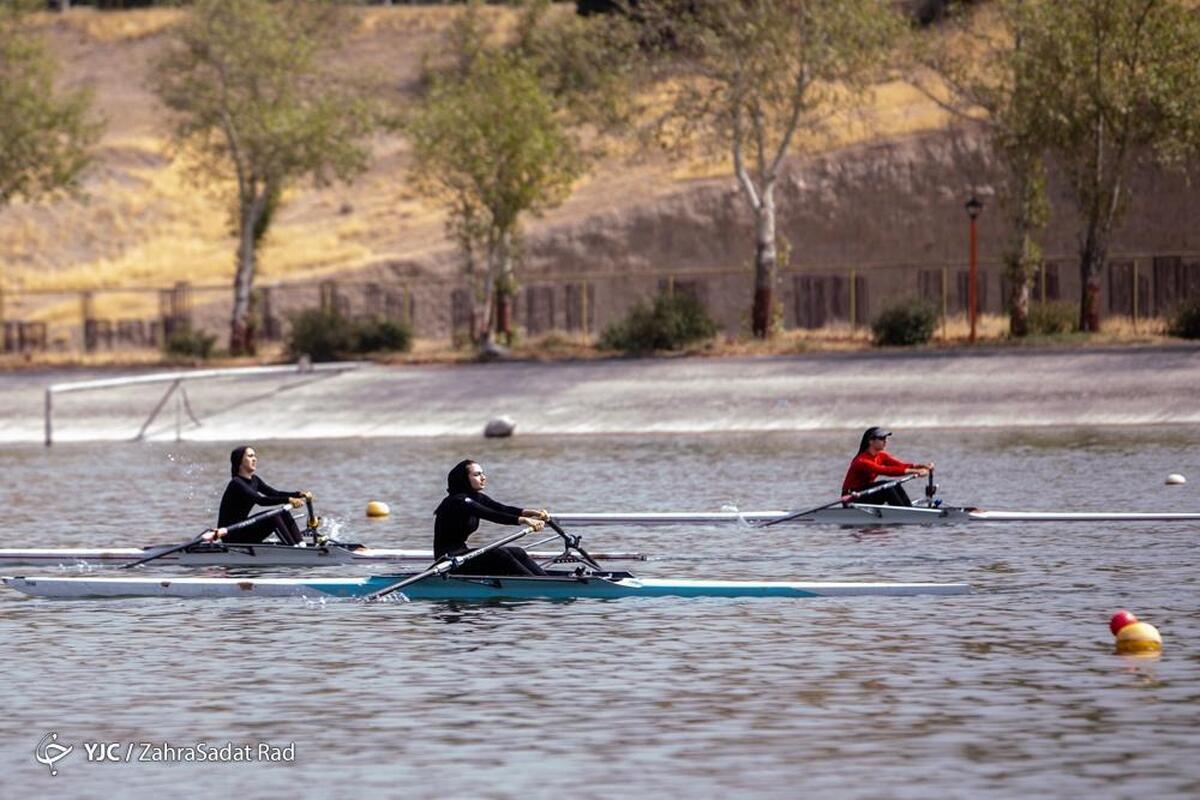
[1,573,970,601]
[557,505,1200,527]
[556,505,975,526]
[0,545,644,569]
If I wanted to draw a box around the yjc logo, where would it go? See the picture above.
[34,732,74,776]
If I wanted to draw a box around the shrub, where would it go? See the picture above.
[163,324,217,359]
[871,300,937,346]
[1027,301,1077,335]
[288,310,413,361]
[287,309,355,362]
[1168,298,1200,339]
[353,315,412,353]
[600,293,717,353]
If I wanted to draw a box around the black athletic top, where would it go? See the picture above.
[218,475,299,528]
[433,491,524,558]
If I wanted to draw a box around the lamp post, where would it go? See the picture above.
[965,196,983,343]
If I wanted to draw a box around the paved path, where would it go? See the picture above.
[1,345,1197,443]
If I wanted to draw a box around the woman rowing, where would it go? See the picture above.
[842,427,933,507]
[434,459,550,576]
[204,446,311,545]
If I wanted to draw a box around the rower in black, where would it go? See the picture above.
[212,446,309,545]
[433,459,549,576]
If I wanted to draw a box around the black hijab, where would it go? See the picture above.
[445,459,477,495]
[435,459,478,517]
[230,445,252,478]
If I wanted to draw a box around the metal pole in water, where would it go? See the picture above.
[44,387,53,447]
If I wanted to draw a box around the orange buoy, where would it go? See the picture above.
[1115,621,1162,655]
[1109,609,1138,635]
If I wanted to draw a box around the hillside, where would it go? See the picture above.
[0,7,950,321]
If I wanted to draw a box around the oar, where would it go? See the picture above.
[756,472,923,529]
[120,504,291,569]
[364,525,534,601]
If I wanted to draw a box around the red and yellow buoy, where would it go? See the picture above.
[1110,609,1162,655]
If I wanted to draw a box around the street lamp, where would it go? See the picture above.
[965,196,983,343]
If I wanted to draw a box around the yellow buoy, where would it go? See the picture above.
[1115,621,1162,654]
[366,501,391,518]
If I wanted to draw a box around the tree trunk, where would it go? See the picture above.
[1008,272,1030,337]
[1006,230,1040,337]
[493,230,515,343]
[229,195,266,356]
[496,290,511,338]
[751,189,777,339]
[1078,224,1106,333]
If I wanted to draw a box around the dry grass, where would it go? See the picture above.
[2,6,963,298]
[30,7,183,42]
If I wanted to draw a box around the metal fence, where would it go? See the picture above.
[2,251,1198,355]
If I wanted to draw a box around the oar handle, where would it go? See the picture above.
[221,504,292,535]
[839,471,923,504]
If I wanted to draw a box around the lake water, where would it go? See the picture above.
[2,428,1198,798]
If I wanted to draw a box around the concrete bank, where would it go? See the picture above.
[0,346,1197,443]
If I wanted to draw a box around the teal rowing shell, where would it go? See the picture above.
[2,574,970,600]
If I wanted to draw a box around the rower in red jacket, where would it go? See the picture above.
[841,427,933,506]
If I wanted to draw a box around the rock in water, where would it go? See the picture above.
[484,416,516,438]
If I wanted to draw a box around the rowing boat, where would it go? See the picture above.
[0,542,645,569]
[0,572,970,600]
[556,504,1200,527]
[9,501,1193,570]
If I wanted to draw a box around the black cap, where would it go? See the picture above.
[866,427,892,439]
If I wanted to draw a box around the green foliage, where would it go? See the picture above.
[409,51,585,235]
[0,9,101,207]
[871,301,937,346]
[353,315,412,354]
[163,324,217,360]
[288,309,354,363]
[408,10,589,341]
[1167,298,1200,340]
[1026,301,1077,336]
[600,293,717,353]
[287,309,412,362]
[1017,0,1200,329]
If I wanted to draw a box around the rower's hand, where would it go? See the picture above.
[302,491,314,501]
[202,528,227,543]
[289,497,305,508]
[519,516,546,532]
[534,509,550,521]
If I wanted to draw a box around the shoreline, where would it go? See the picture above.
[1,344,1197,444]
[0,328,1193,374]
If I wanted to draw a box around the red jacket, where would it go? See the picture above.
[842,451,913,494]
